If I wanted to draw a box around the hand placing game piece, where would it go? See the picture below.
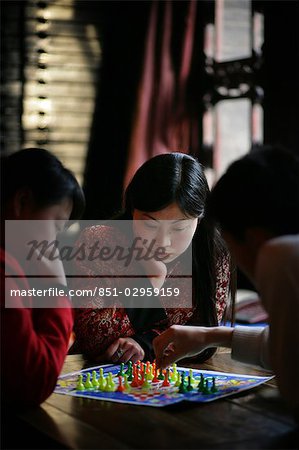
[153,325,233,368]
[137,257,167,290]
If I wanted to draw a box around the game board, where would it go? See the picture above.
[55,361,273,407]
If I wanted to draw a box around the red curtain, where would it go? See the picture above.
[124,0,201,188]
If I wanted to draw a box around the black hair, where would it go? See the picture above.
[120,152,233,361]
[1,148,85,220]
[123,153,207,218]
[207,145,299,240]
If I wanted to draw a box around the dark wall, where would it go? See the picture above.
[262,1,299,153]
[82,2,151,219]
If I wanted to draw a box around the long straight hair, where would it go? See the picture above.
[118,153,234,359]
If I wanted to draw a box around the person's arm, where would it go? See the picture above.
[177,252,231,363]
[71,226,145,360]
[255,237,299,415]
[231,325,271,368]
[153,323,273,370]
[74,305,167,362]
[73,305,140,359]
[72,225,170,361]
[153,325,234,368]
[1,277,73,407]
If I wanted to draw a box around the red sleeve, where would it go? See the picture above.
[71,226,135,358]
[1,252,73,407]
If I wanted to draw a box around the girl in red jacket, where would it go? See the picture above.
[1,148,85,407]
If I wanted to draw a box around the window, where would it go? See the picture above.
[202,0,263,184]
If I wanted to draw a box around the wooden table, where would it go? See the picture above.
[17,351,298,449]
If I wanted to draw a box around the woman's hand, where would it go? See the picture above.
[139,258,167,290]
[96,337,145,364]
[29,247,67,286]
[153,325,234,368]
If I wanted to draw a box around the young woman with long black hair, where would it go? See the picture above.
[72,152,233,363]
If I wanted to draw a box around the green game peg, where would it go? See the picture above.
[186,375,194,391]
[118,363,125,377]
[84,372,93,389]
[178,372,187,393]
[202,379,211,395]
[197,373,204,392]
[210,377,218,393]
[76,374,85,391]
[91,370,99,388]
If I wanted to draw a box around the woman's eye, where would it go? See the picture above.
[143,221,158,229]
[172,223,191,232]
